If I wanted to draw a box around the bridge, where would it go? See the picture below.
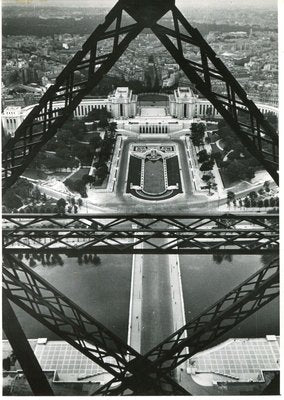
[2,0,279,396]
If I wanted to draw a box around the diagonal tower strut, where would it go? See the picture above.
[2,0,278,190]
[3,252,278,395]
[2,2,144,192]
[1,0,279,395]
[151,7,278,183]
[2,253,189,395]
[95,258,279,395]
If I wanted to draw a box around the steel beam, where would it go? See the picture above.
[2,213,279,255]
[2,254,140,378]
[2,292,54,396]
[1,1,280,395]
[151,6,278,183]
[144,258,279,372]
[96,258,279,395]
[2,253,279,395]
[2,2,144,192]
[2,253,190,395]
[2,2,278,190]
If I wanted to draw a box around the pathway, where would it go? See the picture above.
[128,235,187,360]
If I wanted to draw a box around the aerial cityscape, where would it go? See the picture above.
[2,0,279,396]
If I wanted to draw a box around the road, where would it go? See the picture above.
[140,240,174,354]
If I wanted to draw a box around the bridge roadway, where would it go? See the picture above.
[128,235,187,366]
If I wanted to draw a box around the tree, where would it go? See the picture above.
[89,135,102,152]
[200,158,214,171]
[227,191,235,202]
[100,137,114,162]
[78,198,83,207]
[198,149,209,163]
[82,174,94,185]
[213,254,224,264]
[57,198,66,210]
[224,159,255,183]
[244,197,251,208]
[93,255,101,265]
[264,198,269,208]
[258,188,265,196]
[191,122,205,146]
[29,258,36,268]
[72,143,92,165]
[42,193,47,202]
[32,186,41,201]
[85,108,111,127]
[109,122,117,138]
[96,163,108,181]
[59,206,65,215]
[263,181,270,192]
[202,174,211,183]
[258,199,264,208]
[249,191,258,200]
[270,197,275,207]
[251,199,257,208]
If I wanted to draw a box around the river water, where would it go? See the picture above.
[180,254,279,340]
[12,255,132,342]
[12,254,278,344]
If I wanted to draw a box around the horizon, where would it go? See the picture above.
[2,0,278,9]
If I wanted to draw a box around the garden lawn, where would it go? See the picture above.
[144,159,165,194]
[166,156,182,190]
[68,168,90,182]
[127,156,142,192]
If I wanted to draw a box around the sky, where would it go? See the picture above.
[2,0,278,8]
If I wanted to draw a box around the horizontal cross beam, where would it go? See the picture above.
[3,213,279,255]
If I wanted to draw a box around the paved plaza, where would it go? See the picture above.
[140,107,167,117]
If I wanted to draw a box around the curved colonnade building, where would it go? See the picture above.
[2,86,278,136]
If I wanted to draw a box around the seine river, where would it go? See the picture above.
[12,254,279,344]
[180,254,279,339]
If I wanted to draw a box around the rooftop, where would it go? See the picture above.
[188,336,280,387]
[2,338,114,385]
[114,87,130,98]
[176,86,195,99]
